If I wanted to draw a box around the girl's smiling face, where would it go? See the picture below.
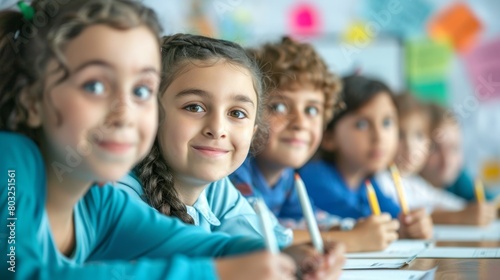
[26,25,160,183]
[158,61,258,186]
[323,92,399,175]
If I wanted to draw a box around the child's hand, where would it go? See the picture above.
[398,208,433,239]
[351,213,399,251]
[215,251,296,280]
[282,241,345,280]
[460,203,496,226]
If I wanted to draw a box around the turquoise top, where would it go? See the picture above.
[116,174,293,246]
[0,131,265,280]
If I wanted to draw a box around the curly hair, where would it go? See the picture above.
[0,0,162,143]
[136,33,267,224]
[250,36,342,124]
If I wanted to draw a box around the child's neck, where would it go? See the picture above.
[255,158,288,189]
[173,177,209,206]
[334,158,367,190]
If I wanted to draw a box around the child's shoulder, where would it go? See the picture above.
[0,131,44,178]
[0,131,40,155]
[299,159,334,174]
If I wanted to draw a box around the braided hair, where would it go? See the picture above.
[136,33,266,224]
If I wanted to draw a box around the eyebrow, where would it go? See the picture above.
[72,60,159,75]
[269,95,324,105]
[175,88,255,107]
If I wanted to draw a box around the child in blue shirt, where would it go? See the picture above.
[300,75,433,251]
[420,103,497,225]
[0,1,328,279]
[116,33,345,277]
[116,34,294,246]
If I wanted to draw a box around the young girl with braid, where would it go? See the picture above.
[116,33,345,279]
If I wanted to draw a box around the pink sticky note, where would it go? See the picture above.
[288,3,322,37]
[465,38,500,101]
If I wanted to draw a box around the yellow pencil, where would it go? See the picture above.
[390,164,409,215]
[474,178,486,203]
[366,180,381,215]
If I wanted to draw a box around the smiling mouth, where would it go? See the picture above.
[96,140,134,154]
[192,146,229,157]
[281,138,308,146]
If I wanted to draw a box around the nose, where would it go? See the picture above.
[371,124,382,144]
[203,111,227,139]
[105,90,134,128]
[289,108,306,131]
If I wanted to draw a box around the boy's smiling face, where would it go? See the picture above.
[257,87,325,169]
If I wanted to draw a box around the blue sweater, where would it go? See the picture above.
[0,132,264,280]
[299,160,401,219]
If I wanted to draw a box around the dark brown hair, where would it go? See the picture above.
[136,33,266,224]
[0,0,162,143]
[321,75,395,161]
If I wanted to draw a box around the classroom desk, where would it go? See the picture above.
[402,241,500,280]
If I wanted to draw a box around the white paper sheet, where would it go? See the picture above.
[433,220,500,241]
[343,256,416,270]
[417,247,500,258]
[347,240,433,259]
[340,268,437,280]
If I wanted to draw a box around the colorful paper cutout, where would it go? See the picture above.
[428,2,482,53]
[365,0,431,38]
[465,37,500,102]
[343,21,373,45]
[288,3,322,37]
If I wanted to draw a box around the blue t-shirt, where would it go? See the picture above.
[299,160,401,219]
[446,168,496,202]
[116,174,293,246]
[229,156,345,230]
[0,132,265,280]
[229,157,304,220]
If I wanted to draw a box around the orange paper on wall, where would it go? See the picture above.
[427,2,482,53]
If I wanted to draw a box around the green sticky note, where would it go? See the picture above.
[409,80,448,105]
[406,40,452,80]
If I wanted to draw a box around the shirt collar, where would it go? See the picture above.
[185,189,221,226]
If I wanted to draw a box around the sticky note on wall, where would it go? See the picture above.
[464,37,500,102]
[406,39,452,81]
[428,2,482,53]
[366,0,431,38]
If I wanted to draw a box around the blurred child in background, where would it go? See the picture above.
[419,103,497,225]
[376,93,466,214]
[300,76,433,252]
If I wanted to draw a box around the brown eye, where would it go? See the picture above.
[229,110,247,119]
[184,104,204,112]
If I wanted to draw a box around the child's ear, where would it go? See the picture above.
[253,125,258,135]
[20,90,43,128]
[320,129,336,152]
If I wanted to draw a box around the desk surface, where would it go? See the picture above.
[402,241,500,280]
